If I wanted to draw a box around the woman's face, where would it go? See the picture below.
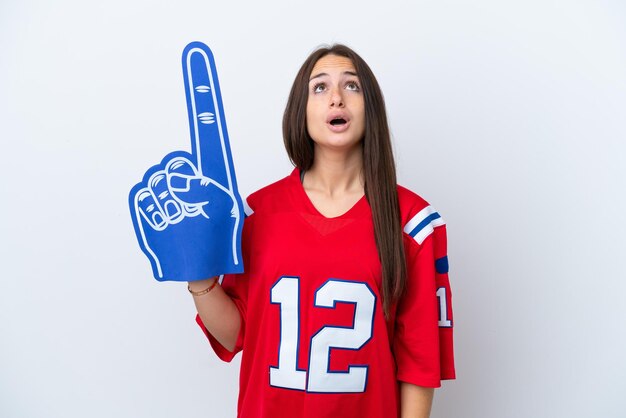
[306,54,365,153]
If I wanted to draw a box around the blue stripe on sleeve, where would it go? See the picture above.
[435,256,449,274]
[409,212,441,238]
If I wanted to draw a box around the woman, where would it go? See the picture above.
[188,44,455,418]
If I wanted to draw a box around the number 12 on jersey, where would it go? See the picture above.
[269,276,376,393]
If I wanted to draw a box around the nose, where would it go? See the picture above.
[329,87,344,107]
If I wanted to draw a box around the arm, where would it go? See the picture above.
[189,277,241,352]
[400,382,434,418]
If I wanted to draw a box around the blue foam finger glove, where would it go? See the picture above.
[129,42,245,282]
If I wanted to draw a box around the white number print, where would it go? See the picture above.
[270,276,307,390]
[270,277,376,393]
[436,287,452,327]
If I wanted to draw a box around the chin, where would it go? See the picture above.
[315,138,363,152]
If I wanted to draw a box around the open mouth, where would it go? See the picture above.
[329,118,347,126]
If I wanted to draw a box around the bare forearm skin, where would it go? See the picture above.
[189,278,241,352]
[400,382,434,418]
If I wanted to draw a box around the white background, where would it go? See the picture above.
[1,1,625,417]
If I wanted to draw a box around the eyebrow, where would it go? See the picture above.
[309,71,359,82]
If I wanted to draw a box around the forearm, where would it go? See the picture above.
[189,278,241,352]
[400,382,434,418]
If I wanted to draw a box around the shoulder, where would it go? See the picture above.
[244,169,300,217]
[397,184,446,247]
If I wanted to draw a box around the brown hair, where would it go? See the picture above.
[282,44,406,317]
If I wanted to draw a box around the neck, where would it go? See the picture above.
[304,144,364,197]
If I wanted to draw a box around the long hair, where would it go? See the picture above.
[282,44,406,317]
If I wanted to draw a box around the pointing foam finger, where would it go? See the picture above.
[182,42,232,191]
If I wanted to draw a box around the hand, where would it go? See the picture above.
[129,42,244,282]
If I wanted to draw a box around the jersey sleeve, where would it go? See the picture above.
[394,205,456,387]
[195,204,255,363]
[431,224,456,379]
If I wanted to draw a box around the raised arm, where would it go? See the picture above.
[189,277,241,352]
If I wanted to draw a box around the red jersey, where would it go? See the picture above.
[197,169,455,418]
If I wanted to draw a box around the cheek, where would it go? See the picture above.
[353,103,365,126]
[306,102,323,126]
[354,106,366,136]
[305,100,315,120]
[305,105,319,139]
[348,96,365,117]
[306,99,322,116]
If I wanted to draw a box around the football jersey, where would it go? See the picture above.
[196,168,455,418]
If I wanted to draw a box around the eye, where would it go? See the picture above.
[312,82,326,94]
[345,80,361,92]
